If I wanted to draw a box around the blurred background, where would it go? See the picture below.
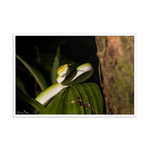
[16,36,99,114]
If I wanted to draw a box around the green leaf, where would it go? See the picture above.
[82,83,99,114]
[42,88,67,114]
[88,83,104,114]
[44,82,105,114]
[16,76,28,95]
[56,88,69,114]
[75,84,92,114]
[51,47,60,84]
[68,85,84,114]
[16,54,48,91]
[17,91,45,113]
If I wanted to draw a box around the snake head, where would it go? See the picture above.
[57,64,70,78]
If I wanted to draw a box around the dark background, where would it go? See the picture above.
[16,36,100,114]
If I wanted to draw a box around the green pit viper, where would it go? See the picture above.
[35,63,94,105]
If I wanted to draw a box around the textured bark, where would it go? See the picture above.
[95,36,134,114]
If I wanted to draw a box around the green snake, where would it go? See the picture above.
[35,63,94,105]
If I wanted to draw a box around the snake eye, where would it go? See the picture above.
[60,66,63,69]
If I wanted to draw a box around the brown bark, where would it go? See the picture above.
[95,36,134,114]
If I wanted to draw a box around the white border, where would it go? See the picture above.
[14,33,136,36]
[134,34,137,117]
[14,114,137,119]
[13,34,16,118]
[13,30,138,33]
[10,33,12,116]
[13,33,136,118]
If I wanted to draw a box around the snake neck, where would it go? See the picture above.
[57,75,67,84]
[56,65,70,84]
[57,63,94,86]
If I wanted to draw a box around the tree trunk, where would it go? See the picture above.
[95,36,134,114]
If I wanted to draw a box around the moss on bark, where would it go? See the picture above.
[95,36,134,114]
